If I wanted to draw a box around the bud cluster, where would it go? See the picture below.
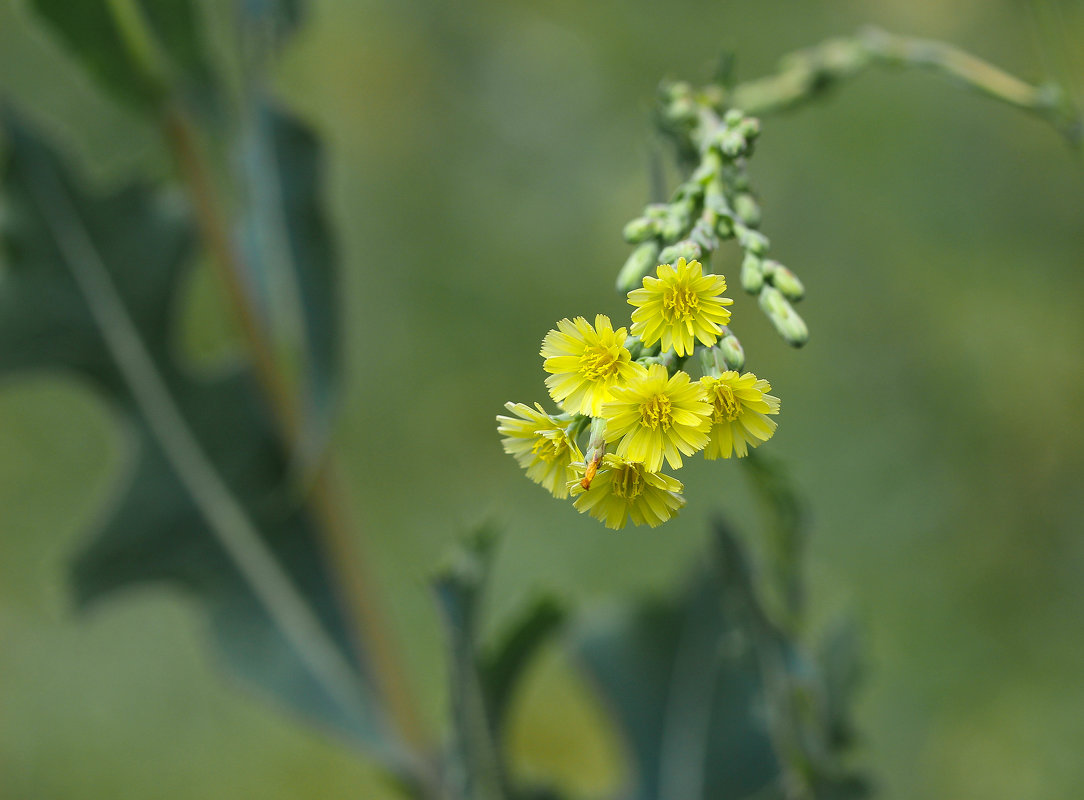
[623,93,810,348]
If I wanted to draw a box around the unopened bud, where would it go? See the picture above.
[723,108,745,128]
[737,226,770,255]
[688,219,718,252]
[732,192,761,227]
[738,117,761,140]
[718,130,747,158]
[714,214,735,239]
[658,214,687,241]
[764,261,805,301]
[740,253,765,293]
[657,240,701,266]
[616,241,660,293]
[717,333,746,371]
[622,216,657,243]
[759,286,809,347]
[664,97,698,125]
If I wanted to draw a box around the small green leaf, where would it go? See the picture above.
[0,109,400,769]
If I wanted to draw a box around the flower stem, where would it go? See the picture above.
[727,26,1082,147]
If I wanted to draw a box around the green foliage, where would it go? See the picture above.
[235,101,342,468]
[0,108,397,765]
[3,2,1081,798]
[434,531,569,800]
[28,0,217,108]
[572,520,866,800]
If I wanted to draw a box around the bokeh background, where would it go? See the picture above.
[2,0,1083,797]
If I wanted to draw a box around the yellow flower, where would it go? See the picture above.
[541,314,639,416]
[700,371,781,459]
[497,402,584,498]
[602,363,711,472]
[628,258,733,357]
[570,454,685,529]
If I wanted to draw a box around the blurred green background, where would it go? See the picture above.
[1,0,1083,797]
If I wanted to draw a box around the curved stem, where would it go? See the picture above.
[726,26,1082,147]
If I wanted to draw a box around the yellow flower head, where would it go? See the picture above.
[541,314,639,416]
[570,454,685,529]
[602,363,712,473]
[700,371,781,459]
[497,402,584,498]
[628,258,733,357]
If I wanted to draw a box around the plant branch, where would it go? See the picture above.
[723,26,1082,147]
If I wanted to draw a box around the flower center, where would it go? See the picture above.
[711,384,741,422]
[611,463,645,501]
[639,394,674,430]
[579,344,620,381]
[530,434,568,463]
[662,286,699,322]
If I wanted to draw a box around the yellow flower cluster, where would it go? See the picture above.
[498,258,780,530]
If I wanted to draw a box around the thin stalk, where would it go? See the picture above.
[727,26,1082,147]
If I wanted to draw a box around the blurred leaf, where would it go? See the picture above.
[571,520,867,800]
[434,529,508,800]
[434,532,571,800]
[572,563,779,800]
[0,110,400,766]
[817,619,864,751]
[28,0,217,110]
[236,101,340,472]
[481,595,566,736]
[742,451,806,629]
[237,0,306,51]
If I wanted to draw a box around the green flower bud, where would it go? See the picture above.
[616,241,660,293]
[622,216,657,243]
[764,261,805,301]
[688,219,718,252]
[759,286,809,347]
[714,214,735,239]
[658,214,687,242]
[732,192,761,227]
[738,117,761,140]
[718,130,747,158]
[723,108,745,128]
[740,253,765,293]
[717,332,746,371]
[662,81,694,102]
[737,226,770,255]
[664,97,698,125]
[657,240,701,266]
